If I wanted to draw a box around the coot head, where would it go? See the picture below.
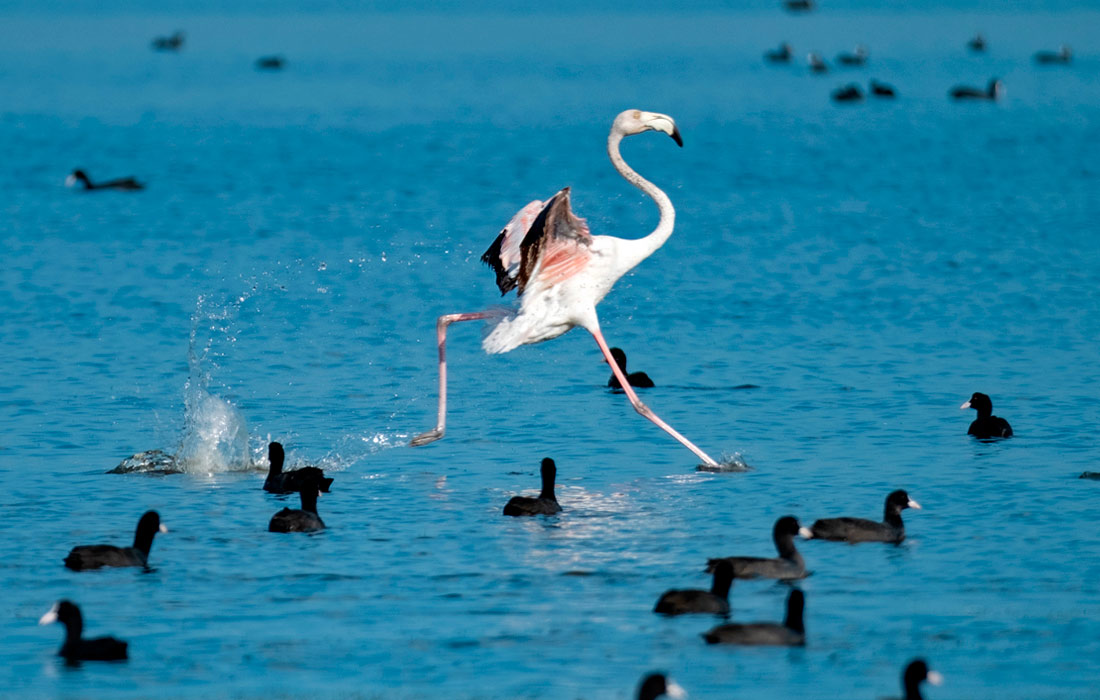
[539,457,558,500]
[66,170,90,187]
[268,441,285,473]
[774,515,813,540]
[989,78,1004,99]
[784,588,806,633]
[886,490,920,515]
[39,600,81,630]
[961,392,993,415]
[133,510,168,554]
[609,347,627,369]
[903,659,943,697]
[638,672,687,700]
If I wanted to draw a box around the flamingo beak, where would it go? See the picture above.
[645,114,682,147]
[39,604,59,625]
[959,401,971,409]
[927,670,944,686]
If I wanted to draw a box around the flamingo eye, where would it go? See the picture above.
[632,110,641,119]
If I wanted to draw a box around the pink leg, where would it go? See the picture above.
[410,312,493,447]
[591,328,720,467]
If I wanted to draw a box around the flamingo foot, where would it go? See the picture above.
[409,428,444,447]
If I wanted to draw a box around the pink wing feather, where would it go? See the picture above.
[517,188,592,294]
[482,188,592,296]
[482,200,543,295]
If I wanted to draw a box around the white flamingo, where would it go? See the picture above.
[410,109,720,467]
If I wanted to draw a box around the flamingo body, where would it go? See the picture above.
[482,190,636,353]
[411,110,720,466]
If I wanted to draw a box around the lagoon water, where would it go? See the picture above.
[2,2,1099,698]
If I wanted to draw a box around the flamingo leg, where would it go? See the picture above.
[590,327,720,467]
[410,311,493,447]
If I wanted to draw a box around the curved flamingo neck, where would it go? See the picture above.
[607,130,676,273]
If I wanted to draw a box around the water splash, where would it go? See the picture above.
[696,452,753,473]
[174,293,252,474]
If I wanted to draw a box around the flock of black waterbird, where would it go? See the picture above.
[762,30,1073,105]
[41,378,1013,699]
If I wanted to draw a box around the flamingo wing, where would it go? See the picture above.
[517,187,592,295]
[481,200,544,295]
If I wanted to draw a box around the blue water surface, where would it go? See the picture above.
[1,2,1099,699]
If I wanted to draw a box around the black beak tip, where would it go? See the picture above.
[671,127,683,147]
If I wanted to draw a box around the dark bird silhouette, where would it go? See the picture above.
[637,673,687,700]
[870,79,897,97]
[255,55,286,70]
[764,42,793,63]
[808,490,920,544]
[607,347,654,389]
[66,169,144,191]
[783,0,814,12]
[151,31,184,51]
[807,52,828,73]
[1034,45,1072,64]
[263,442,333,493]
[39,601,128,663]
[961,392,1013,439]
[706,516,812,580]
[269,472,326,533]
[503,457,562,516]
[837,45,868,66]
[702,589,805,646]
[64,511,167,570]
[890,659,944,700]
[654,559,733,616]
[832,83,864,102]
[967,33,986,52]
[950,78,1003,101]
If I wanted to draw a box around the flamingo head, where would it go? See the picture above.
[613,110,682,147]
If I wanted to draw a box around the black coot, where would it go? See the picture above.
[764,42,793,63]
[836,45,868,66]
[832,84,864,102]
[892,659,944,700]
[706,516,812,580]
[66,169,144,191]
[637,672,687,700]
[151,31,184,51]
[263,442,334,493]
[950,78,1002,100]
[503,458,562,516]
[807,52,827,73]
[702,589,805,646]
[1034,45,1072,64]
[654,560,733,616]
[808,490,920,543]
[960,392,1012,439]
[870,80,897,97]
[256,55,286,70]
[39,600,128,662]
[607,348,654,389]
[967,33,986,52]
[269,473,326,533]
[64,510,167,570]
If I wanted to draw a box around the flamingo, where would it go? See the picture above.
[410,109,721,467]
